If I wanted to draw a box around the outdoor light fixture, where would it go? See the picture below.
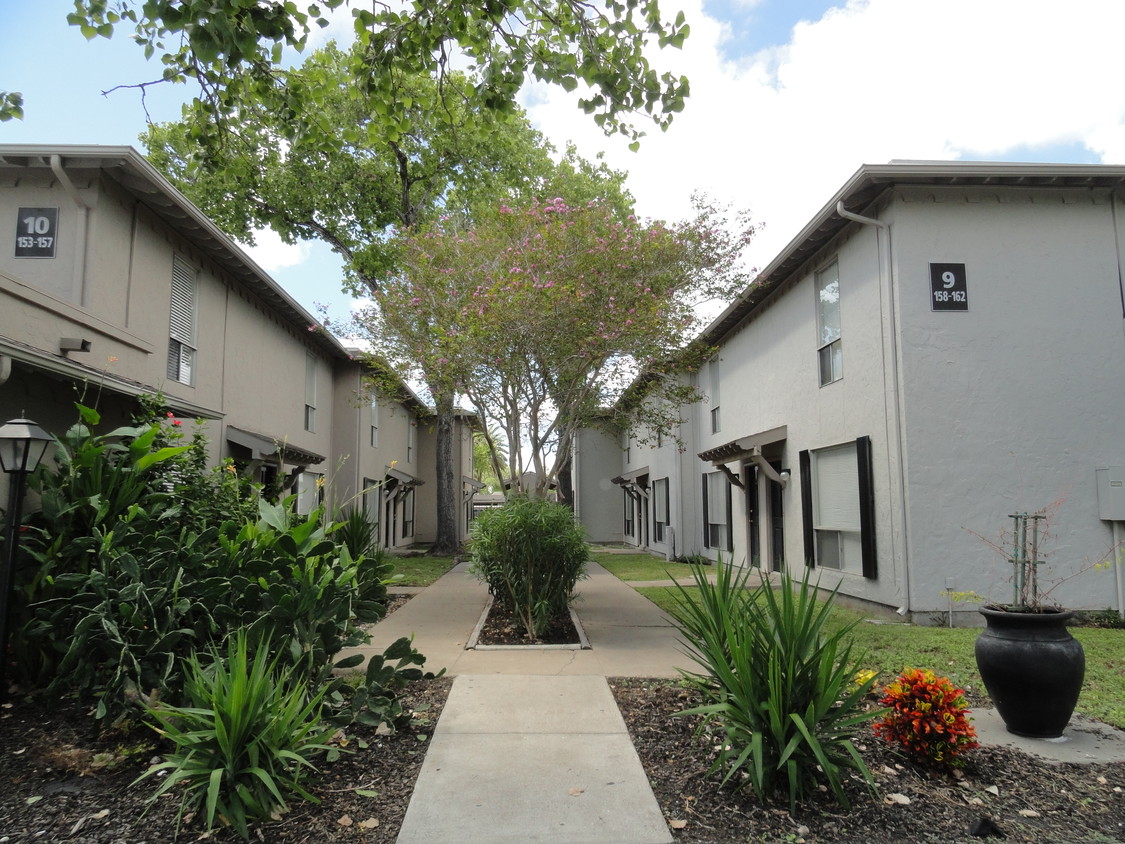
[0,416,53,701]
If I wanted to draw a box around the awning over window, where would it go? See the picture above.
[227,425,325,466]
[611,466,650,486]
[698,425,787,465]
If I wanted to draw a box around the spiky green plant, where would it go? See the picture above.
[671,561,879,812]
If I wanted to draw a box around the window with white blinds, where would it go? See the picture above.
[812,442,861,571]
[167,256,197,385]
[652,477,669,543]
[703,470,732,551]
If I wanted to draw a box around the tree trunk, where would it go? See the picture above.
[431,392,459,555]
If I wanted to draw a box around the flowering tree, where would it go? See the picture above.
[147,44,631,552]
[362,196,756,498]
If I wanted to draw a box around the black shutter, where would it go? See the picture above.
[856,435,877,579]
[724,476,733,553]
[799,450,814,568]
[701,474,710,548]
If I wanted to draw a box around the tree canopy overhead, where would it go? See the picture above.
[45,0,690,146]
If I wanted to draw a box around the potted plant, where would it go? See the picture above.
[973,512,1085,738]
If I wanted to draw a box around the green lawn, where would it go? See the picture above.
[636,585,1125,730]
[589,550,711,581]
[386,555,458,587]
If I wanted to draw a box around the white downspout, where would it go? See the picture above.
[49,155,90,306]
[835,200,912,615]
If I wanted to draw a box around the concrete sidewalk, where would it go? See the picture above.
[396,675,673,844]
[346,562,680,844]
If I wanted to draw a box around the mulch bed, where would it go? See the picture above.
[473,598,582,646]
[0,677,450,843]
[610,679,1125,843]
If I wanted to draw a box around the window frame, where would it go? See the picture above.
[709,355,721,433]
[799,436,876,577]
[304,351,317,433]
[652,477,669,543]
[167,255,198,386]
[815,260,842,386]
[702,470,733,552]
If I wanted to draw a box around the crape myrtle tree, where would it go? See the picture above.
[367,195,757,499]
[23,0,690,145]
[145,42,634,552]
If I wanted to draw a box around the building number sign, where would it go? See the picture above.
[15,207,58,258]
[929,262,967,311]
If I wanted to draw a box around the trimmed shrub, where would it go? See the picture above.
[873,667,979,769]
[469,497,588,639]
[671,561,879,812]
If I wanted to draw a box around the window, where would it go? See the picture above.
[702,470,732,552]
[709,356,721,433]
[402,487,415,538]
[652,477,669,543]
[816,260,842,385]
[295,472,323,515]
[370,397,379,448]
[304,352,317,432]
[167,256,197,385]
[407,420,416,463]
[623,490,635,538]
[799,437,876,577]
[361,476,381,543]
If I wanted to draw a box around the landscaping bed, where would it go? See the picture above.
[611,678,1125,844]
[3,676,1123,843]
[472,596,584,646]
[0,677,451,843]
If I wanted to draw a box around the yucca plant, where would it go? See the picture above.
[136,630,333,839]
[671,561,879,812]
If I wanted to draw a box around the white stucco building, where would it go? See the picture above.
[577,161,1125,623]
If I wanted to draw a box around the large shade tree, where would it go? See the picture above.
[145,42,633,551]
[367,196,757,499]
[7,0,690,142]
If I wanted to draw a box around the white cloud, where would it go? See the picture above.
[522,0,1125,269]
[244,227,312,272]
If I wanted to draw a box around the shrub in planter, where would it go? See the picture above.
[469,497,588,639]
[670,562,878,812]
[873,667,978,770]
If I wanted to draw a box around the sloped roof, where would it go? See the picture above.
[0,144,349,361]
[702,161,1125,345]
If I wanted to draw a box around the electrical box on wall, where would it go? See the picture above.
[1096,467,1125,520]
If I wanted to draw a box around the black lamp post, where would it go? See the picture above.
[0,417,52,701]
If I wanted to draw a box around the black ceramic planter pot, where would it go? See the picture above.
[974,607,1085,738]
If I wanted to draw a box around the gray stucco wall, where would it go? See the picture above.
[893,186,1125,616]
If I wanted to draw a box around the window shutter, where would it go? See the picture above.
[701,474,709,548]
[724,476,733,552]
[799,450,814,567]
[856,435,877,578]
[169,257,196,344]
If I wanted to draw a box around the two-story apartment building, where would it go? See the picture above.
[578,162,1125,622]
[0,145,475,547]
